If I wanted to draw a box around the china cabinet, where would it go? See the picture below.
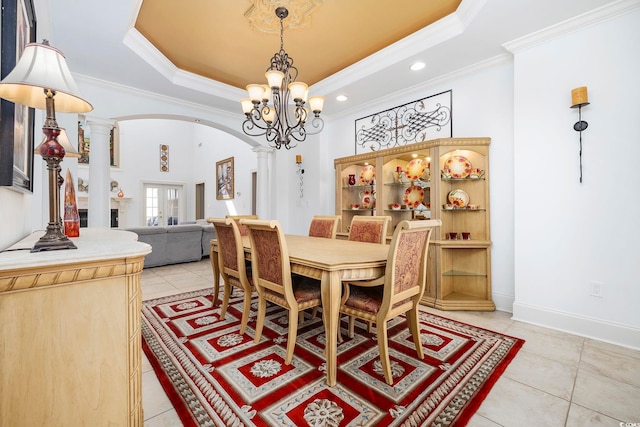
[334,137,494,311]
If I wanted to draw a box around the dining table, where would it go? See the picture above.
[209,234,389,386]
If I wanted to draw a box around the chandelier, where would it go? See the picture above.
[241,7,324,150]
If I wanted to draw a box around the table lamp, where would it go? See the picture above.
[0,40,93,252]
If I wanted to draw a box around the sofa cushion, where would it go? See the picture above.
[200,224,216,257]
[127,227,167,267]
[127,224,216,268]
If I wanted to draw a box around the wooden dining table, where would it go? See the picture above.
[209,234,389,386]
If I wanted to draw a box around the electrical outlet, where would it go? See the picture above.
[589,281,604,297]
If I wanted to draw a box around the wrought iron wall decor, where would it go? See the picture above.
[354,90,452,154]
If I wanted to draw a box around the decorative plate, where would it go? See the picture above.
[444,155,472,179]
[403,185,425,208]
[448,189,470,208]
[359,165,375,184]
[404,158,426,181]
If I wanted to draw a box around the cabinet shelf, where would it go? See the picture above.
[443,269,487,277]
[441,177,485,182]
[383,209,430,213]
[442,292,487,301]
[342,184,374,190]
[384,180,430,188]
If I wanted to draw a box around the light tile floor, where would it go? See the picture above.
[141,259,640,427]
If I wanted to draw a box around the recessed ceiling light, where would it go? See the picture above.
[410,62,425,71]
[336,95,348,102]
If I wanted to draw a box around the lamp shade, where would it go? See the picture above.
[0,42,92,113]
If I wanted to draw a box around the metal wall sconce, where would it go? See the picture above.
[296,154,304,199]
[571,86,590,183]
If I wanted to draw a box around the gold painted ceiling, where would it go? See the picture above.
[134,0,461,89]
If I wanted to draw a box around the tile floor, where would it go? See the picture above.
[141,259,640,427]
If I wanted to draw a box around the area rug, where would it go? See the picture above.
[141,289,524,426]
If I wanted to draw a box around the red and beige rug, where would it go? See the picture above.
[141,289,524,426]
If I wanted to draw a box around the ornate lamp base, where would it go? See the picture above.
[31,224,77,252]
[32,123,78,253]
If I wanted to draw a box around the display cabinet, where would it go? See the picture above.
[334,137,494,311]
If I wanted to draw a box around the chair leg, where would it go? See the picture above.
[220,281,231,319]
[348,316,355,338]
[367,320,374,333]
[285,310,299,365]
[406,307,424,359]
[376,320,393,385]
[253,296,267,344]
[239,290,252,335]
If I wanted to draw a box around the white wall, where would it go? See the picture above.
[510,7,640,348]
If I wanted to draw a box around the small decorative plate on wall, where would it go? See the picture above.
[403,185,425,208]
[448,189,470,208]
[360,165,375,184]
[444,155,472,179]
[404,158,426,181]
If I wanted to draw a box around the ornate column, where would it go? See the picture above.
[86,117,114,228]
[252,146,273,218]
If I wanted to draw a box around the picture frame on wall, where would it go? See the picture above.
[77,117,120,167]
[216,157,234,200]
[0,0,37,192]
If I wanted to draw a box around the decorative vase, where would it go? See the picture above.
[117,188,124,198]
[63,169,80,238]
[348,174,356,186]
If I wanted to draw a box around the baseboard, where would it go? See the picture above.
[512,301,640,351]
[491,291,514,313]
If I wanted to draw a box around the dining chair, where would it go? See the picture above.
[340,219,440,385]
[348,215,392,244]
[308,215,341,239]
[344,215,392,332]
[210,218,255,335]
[226,214,259,237]
[241,219,323,365]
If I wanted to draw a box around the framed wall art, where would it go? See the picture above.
[354,90,452,154]
[77,117,120,167]
[0,0,37,191]
[216,157,234,200]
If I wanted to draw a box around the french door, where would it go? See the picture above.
[143,183,184,226]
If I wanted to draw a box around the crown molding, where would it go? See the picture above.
[122,28,244,101]
[503,0,640,53]
[73,73,238,121]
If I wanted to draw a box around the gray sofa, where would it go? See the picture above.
[126,222,216,268]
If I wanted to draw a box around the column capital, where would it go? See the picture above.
[252,146,274,156]
[85,117,115,136]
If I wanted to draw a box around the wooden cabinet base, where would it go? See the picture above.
[0,230,150,427]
